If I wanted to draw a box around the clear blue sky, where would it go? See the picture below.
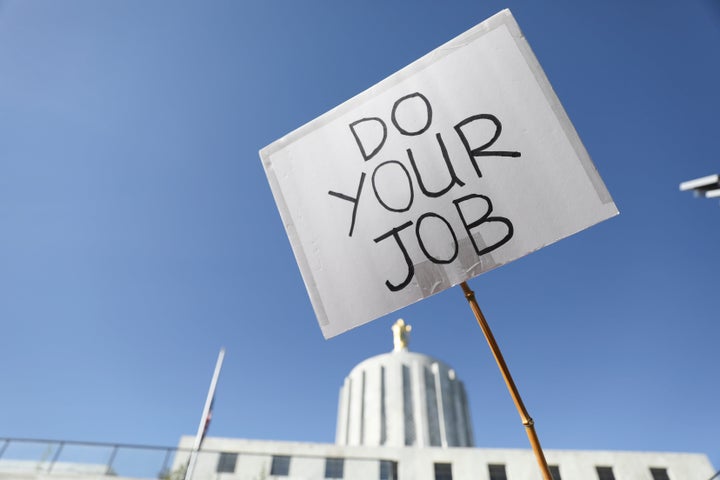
[1,0,719,471]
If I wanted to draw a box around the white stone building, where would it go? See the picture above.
[177,320,716,480]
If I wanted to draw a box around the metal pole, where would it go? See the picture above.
[184,348,226,480]
[460,282,553,480]
[160,448,173,477]
[47,441,64,473]
[0,439,9,460]
[106,445,119,476]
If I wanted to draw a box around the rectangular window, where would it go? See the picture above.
[216,452,238,473]
[596,466,616,480]
[325,458,344,479]
[549,465,562,480]
[650,467,671,480]
[488,464,507,480]
[270,455,291,476]
[380,460,397,480]
[434,462,452,480]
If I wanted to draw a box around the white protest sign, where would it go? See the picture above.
[260,9,618,338]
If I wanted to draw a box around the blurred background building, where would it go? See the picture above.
[1,320,716,480]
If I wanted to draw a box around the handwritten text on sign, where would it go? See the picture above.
[329,92,518,292]
[260,10,617,338]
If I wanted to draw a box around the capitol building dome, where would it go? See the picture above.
[335,319,474,449]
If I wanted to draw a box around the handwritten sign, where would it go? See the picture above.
[260,9,617,338]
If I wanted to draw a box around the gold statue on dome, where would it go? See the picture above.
[392,319,412,352]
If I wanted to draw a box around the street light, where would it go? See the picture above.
[679,174,720,204]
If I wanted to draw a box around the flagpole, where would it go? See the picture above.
[184,348,225,480]
[459,282,553,480]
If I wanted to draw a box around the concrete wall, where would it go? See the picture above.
[179,436,717,480]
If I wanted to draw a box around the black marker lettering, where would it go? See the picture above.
[349,117,387,161]
[391,92,432,136]
[415,212,459,264]
[371,160,414,213]
[407,132,465,198]
[453,194,513,256]
[328,172,366,237]
[454,114,521,178]
[374,221,415,292]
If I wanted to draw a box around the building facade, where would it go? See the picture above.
[176,320,717,480]
[179,436,715,480]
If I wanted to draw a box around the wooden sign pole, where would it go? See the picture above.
[460,282,553,480]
